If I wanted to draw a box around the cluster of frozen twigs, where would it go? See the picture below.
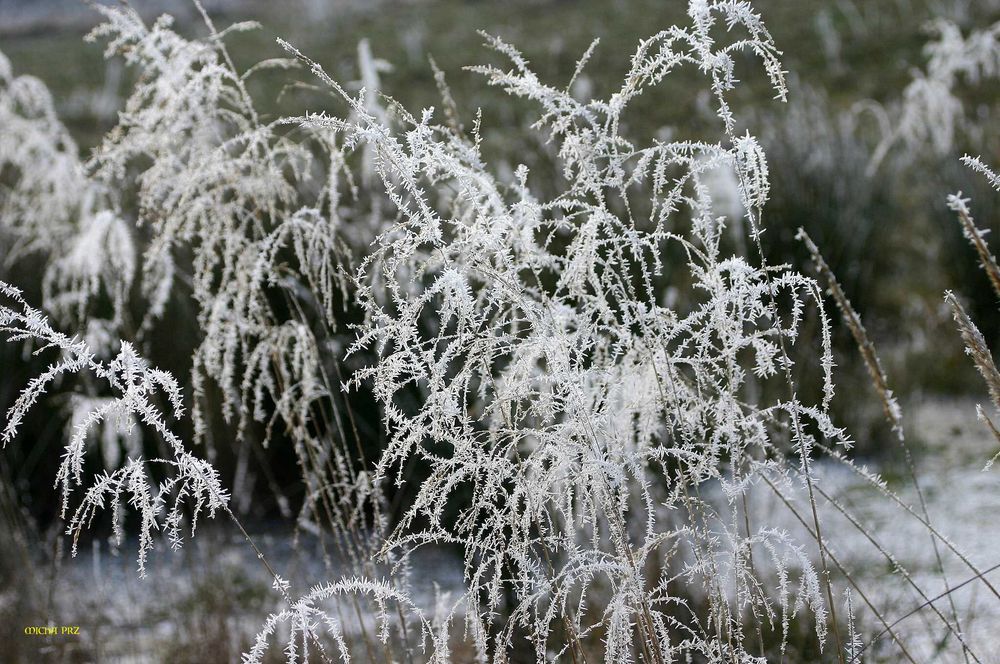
[2,1,1000,662]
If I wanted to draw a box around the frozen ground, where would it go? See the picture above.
[10,397,1000,662]
[734,397,1000,661]
[0,0,407,36]
[42,524,466,661]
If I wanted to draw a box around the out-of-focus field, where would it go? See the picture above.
[0,0,946,143]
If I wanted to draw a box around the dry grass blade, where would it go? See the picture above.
[946,291,1000,413]
[976,405,1000,470]
[949,194,1000,302]
[797,228,902,439]
[799,229,975,661]
[850,558,1000,663]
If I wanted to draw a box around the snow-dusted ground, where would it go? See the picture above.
[48,523,465,661]
[0,0,407,36]
[734,397,1000,662]
[0,0,252,36]
[28,397,1000,661]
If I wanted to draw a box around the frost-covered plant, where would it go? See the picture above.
[870,17,1000,171]
[267,1,871,659]
[4,0,854,659]
[945,156,1000,469]
[3,3,406,655]
[0,50,87,260]
[0,50,134,340]
[758,85,889,281]
[0,282,228,576]
[70,6,420,658]
[82,3,378,538]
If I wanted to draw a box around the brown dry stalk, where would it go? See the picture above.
[976,405,1000,470]
[796,228,903,438]
[950,195,1000,302]
[946,291,1000,414]
[799,230,974,658]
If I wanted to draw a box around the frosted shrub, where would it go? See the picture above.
[273,1,861,659]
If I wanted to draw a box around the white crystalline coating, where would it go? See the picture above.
[2,1,842,660]
[0,45,133,334]
[963,154,1000,192]
[0,284,228,578]
[872,18,1000,168]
